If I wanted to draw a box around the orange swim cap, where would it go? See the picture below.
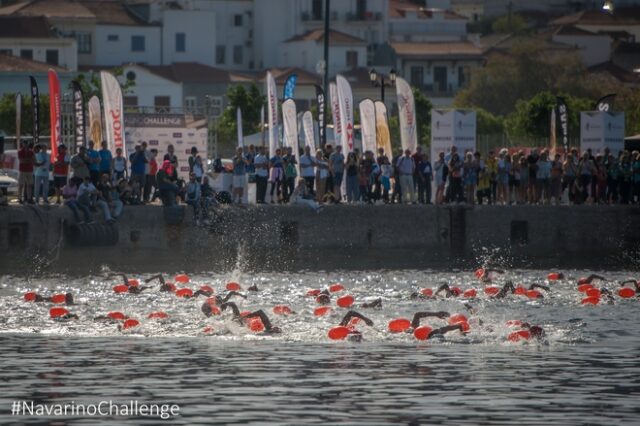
[247,317,265,332]
[413,326,433,340]
[226,282,241,291]
[175,274,190,284]
[388,318,411,333]
[24,291,37,302]
[107,311,126,321]
[618,287,635,298]
[463,289,477,298]
[547,273,560,281]
[49,307,69,318]
[314,306,331,316]
[581,296,600,305]
[336,295,354,308]
[329,284,345,293]
[147,311,169,319]
[122,318,140,329]
[175,288,194,298]
[328,326,350,340]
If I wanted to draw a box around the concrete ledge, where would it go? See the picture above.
[1,204,639,274]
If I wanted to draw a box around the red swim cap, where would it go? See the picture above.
[547,273,561,281]
[24,291,37,302]
[127,279,140,287]
[474,268,485,279]
[484,286,500,296]
[577,284,593,293]
[175,274,190,284]
[314,306,331,316]
[585,288,601,298]
[348,317,361,327]
[448,314,468,325]
[113,285,129,294]
[226,282,241,291]
[306,289,321,297]
[414,326,433,340]
[508,330,531,342]
[175,288,194,298]
[107,311,126,321]
[273,305,293,315]
[514,286,527,296]
[328,326,350,340]
[618,287,635,298]
[147,311,169,319]
[199,285,214,294]
[581,296,600,305]
[451,287,462,297]
[420,288,433,297]
[526,290,542,299]
[329,284,345,293]
[388,318,411,333]
[122,318,140,329]
[49,307,69,318]
[50,294,66,304]
[336,295,354,308]
[463,289,477,298]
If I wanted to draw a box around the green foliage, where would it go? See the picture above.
[216,83,265,150]
[476,107,504,135]
[70,68,135,99]
[0,93,50,136]
[491,14,528,34]
[413,87,432,148]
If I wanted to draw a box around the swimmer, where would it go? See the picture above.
[619,280,640,292]
[476,268,505,283]
[109,273,149,293]
[408,311,468,339]
[248,283,259,292]
[145,274,176,292]
[24,292,74,304]
[337,311,374,342]
[217,302,281,334]
[577,274,608,285]
[508,322,546,342]
[55,313,79,321]
[434,283,461,298]
[492,281,516,299]
[361,298,382,309]
[410,311,450,329]
[316,289,331,305]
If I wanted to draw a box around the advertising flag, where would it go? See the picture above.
[596,93,616,112]
[395,77,417,153]
[15,93,21,146]
[29,76,40,147]
[556,96,569,153]
[314,85,326,147]
[283,74,298,100]
[550,107,557,155]
[359,99,376,154]
[88,96,103,149]
[100,71,124,152]
[336,75,354,152]
[375,101,392,160]
[237,107,244,148]
[266,71,279,157]
[48,69,61,161]
[72,81,86,149]
[282,99,298,154]
[302,111,316,151]
[329,82,342,149]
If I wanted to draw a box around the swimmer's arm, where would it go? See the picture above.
[144,274,165,285]
[339,311,374,327]
[247,284,259,292]
[434,284,452,297]
[244,310,280,333]
[361,298,382,308]
[619,279,640,291]
[219,302,241,318]
[107,273,128,284]
[411,311,450,328]
[221,291,247,303]
[529,283,550,292]
[494,281,515,298]
[586,274,608,283]
[428,324,465,339]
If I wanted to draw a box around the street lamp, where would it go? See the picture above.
[369,68,396,103]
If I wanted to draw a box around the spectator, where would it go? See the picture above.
[550,153,563,205]
[434,152,447,205]
[391,148,403,203]
[299,146,316,196]
[156,160,179,206]
[290,177,323,212]
[185,173,202,222]
[315,149,330,203]
[33,144,50,205]
[164,144,179,181]
[527,149,539,203]
[87,140,101,184]
[632,151,640,204]
[245,144,256,176]
[188,147,199,176]
[463,151,477,205]
[345,152,359,203]
[200,176,216,219]
[605,153,619,204]
[53,143,70,204]
[147,149,159,202]
[412,146,426,204]
[329,145,344,202]
[130,145,147,195]
[477,159,491,205]
[96,173,122,222]
[594,154,607,204]
[254,146,269,204]
[283,154,297,203]
[497,149,510,205]
[62,177,91,223]
[71,146,90,182]
[578,151,594,203]
[535,150,551,204]
[232,147,249,204]
[396,149,415,204]
[563,151,578,204]
[380,156,393,204]
[17,140,34,204]
[77,176,112,223]
[98,141,112,179]
[269,148,284,203]
[486,150,498,204]
[619,151,632,204]
[112,147,128,183]
[448,152,463,204]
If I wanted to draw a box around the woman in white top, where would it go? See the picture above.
[314,150,330,203]
[299,146,316,195]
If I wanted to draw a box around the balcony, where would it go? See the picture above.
[346,11,382,21]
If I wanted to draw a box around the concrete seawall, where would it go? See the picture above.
[1,204,639,274]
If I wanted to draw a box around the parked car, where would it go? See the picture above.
[2,149,54,195]
[0,169,18,195]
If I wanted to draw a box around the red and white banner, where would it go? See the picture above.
[359,98,376,154]
[302,111,315,151]
[88,96,103,147]
[336,75,354,153]
[395,77,417,153]
[100,71,124,152]
[329,82,342,149]
[47,69,61,162]
[237,106,244,148]
[266,71,279,157]
[282,99,298,154]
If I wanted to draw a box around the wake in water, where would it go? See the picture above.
[1,269,638,346]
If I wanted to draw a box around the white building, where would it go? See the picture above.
[550,25,612,67]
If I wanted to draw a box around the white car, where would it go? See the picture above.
[0,169,18,194]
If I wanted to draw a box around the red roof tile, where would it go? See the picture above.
[391,41,483,58]
[285,29,366,45]
[0,52,68,72]
[0,15,55,38]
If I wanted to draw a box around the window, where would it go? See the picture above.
[216,45,225,64]
[131,35,145,52]
[233,45,243,65]
[76,32,92,53]
[20,49,33,60]
[107,34,119,42]
[0,49,12,56]
[410,66,424,87]
[175,33,186,52]
[184,96,197,113]
[346,51,358,69]
[154,96,170,112]
[234,14,243,26]
[208,96,223,118]
[312,0,323,20]
[123,96,138,109]
[45,49,59,65]
[356,0,367,19]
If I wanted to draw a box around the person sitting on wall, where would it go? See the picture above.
[156,160,179,206]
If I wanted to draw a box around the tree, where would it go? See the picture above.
[491,14,528,34]
[0,93,50,137]
[216,83,265,152]
[413,87,432,148]
[476,107,504,135]
[71,67,134,99]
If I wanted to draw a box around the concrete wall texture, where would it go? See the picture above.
[0,205,639,274]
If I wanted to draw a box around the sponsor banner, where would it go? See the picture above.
[359,99,376,154]
[29,76,39,146]
[556,97,569,153]
[375,101,392,159]
[15,93,21,145]
[237,107,244,148]
[124,125,208,180]
[329,82,342,149]
[314,85,325,147]
[395,77,417,153]
[550,107,557,156]
[336,75,354,152]
[302,111,316,151]
[72,81,86,148]
[580,111,625,155]
[282,99,298,153]
[283,74,298,100]
[430,109,476,163]
[596,93,616,112]
[88,96,103,146]
[47,69,61,161]
[266,71,279,157]
[100,71,124,152]
[124,113,186,128]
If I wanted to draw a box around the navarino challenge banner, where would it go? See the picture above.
[88,96,103,148]
[329,82,342,149]
[266,71,279,157]
[430,109,476,164]
[375,101,392,160]
[336,75,354,153]
[47,69,61,162]
[124,113,207,180]
[580,111,625,155]
[72,81,86,148]
[358,99,376,155]
[395,77,417,154]
[100,71,124,152]
[302,111,316,151]
[282,99,298,155]
[29,76,39,146]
